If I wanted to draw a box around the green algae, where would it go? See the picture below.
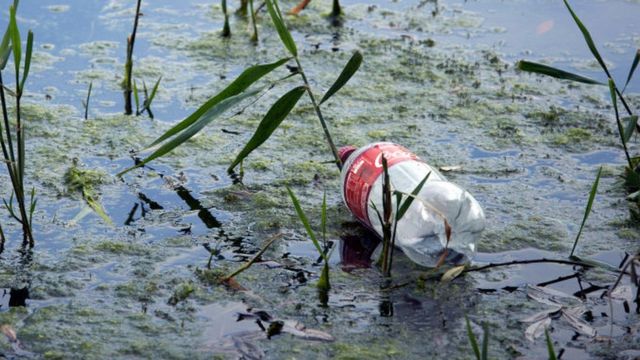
[551,127,592,145]
[331,341,403,359]
[168,282,196,305]
[95,241,148,256]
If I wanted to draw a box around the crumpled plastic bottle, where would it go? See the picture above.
[339,142,486,267]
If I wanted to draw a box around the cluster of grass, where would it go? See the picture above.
[117,0,362,179]
[122,0,161,117]
[0,0,36,249]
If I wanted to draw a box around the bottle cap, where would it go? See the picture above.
[339,146,357,164]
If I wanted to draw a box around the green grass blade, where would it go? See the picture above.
[0,28,11,70]
[28,187,36,224]
[9,5,21,78]
[481,323,489,360]
[147,58,290,148]
[19,30,32,92]
[318,262,330,291]
[133,80,140,113]
[623,49,640,93]
[609,79,633,168]
[118,88,262,176]
[396,171,431,221]
[84,192,114,226]
[465,316,481,360]
[286,186,328,263]
[227,86,305,172]
[517,61,604,85]
[570,166,602,257]
[545,329,557,360]
[145,76,162,108]
[319,51,362,105]
[265,0,297,57]
[562,0,609,76]
[623,115,638,143]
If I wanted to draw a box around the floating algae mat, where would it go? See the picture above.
[0,0,638,358]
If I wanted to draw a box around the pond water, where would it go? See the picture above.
[0,0,639,358]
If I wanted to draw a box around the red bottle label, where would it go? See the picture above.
[343,143,419,226]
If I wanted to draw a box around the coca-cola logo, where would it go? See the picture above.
[373,148,416,168]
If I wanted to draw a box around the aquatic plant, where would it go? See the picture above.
[465,316,489,360]
[286,187,331,292]
[117,0,361,176]
[82,81,92,120]
[570,167,602,258]
[133,77,161,118]
[370,155,434,277]
[517,0,639,194]
[0,223,5,253]
[221,0,231,37]
[249,0,259,42]
[0,1,36,247]
[64,162,113,226]
[545,329,558,360]
[123,0,143,115]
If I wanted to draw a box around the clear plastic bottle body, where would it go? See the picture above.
[340,142,486,267]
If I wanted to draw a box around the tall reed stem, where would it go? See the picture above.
[0,71,34,246]
[124,0,142,115]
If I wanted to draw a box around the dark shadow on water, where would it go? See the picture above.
[174,186,221,229]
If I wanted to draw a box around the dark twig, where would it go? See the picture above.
[223,233,283,281]
[464,258,595,273]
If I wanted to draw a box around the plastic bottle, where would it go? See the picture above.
[339,142,485,267]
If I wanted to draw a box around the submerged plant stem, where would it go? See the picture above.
[84,81,92,120]
[223,233,283,281]
[249,0,258,43]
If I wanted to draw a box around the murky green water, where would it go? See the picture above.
[0,0,638,358]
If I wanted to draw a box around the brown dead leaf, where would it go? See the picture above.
[444,219,452,244]
[441,265,465,282]
[0,325,16,343]
[434,248,449,269]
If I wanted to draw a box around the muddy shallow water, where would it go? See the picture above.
[0,0,639,358]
